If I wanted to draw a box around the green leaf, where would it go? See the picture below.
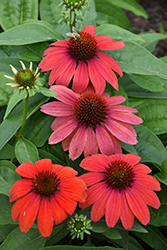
[0,0,38,30]
[96,24,144,43]
[155,159,167,185]
[39,87,58,97]
[102,228,122,240]
[136,99,167,135]
[0,167,20,196]
[25,111,54,147]
[0,224,17,243]
[133,225,167,250]
[0,59,31,74]
[108,42,167,80]
[3,90,27,120]
[128,74,166,92]
[138,32,167,47]
[0,93,49,150]
[134,125,167,165]
[40,246,123,250]
[0,227,46,250]
[95,0,130,29]
[0,160,16,171]
[0,20,63,45]
[107,0,148,18]
[91,220,109,233]
[0,194,18,225]
[45,225,69,246]
[0,144,15,159]
[15,137,39,164]
[0,72,14,106]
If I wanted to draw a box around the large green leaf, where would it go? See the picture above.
[136,99,167,135]
[0,194,17,225]
[0,144,15,159]
[0,167,20,196]
[0,224,17,243]
[0,0,38,30]
[15,137,39,164]
[0,20,63,45]
[0,227,46,250]
[40,247,123,250]
[95,0,130,29]
[0,93,49,150]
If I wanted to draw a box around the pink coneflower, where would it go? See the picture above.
[40,85,143,160]
[79,154,161,229]
[9,159,86,237]
[38,25,125,94]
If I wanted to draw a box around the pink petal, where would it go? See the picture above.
[50,39,69,47]
[108,105,139,113]
[81,172,105,187]
[56,59,76,86]
[125,187,150,225]
[108,110,143,125]
[51,117,74,131]
[41,102,74,117]
[39,53,68,71]
[9,179,34,202]
[91,189,111,222]
[84,127,98,157]
[50,195,68,224]
[48,119,78,144]
[104,119,138,144]
[105,189,122,227]
[72,61,89,93]
[107,96,126,105]
[109,133,122,154]
[133,163,152,174]
[37,197,53,237]
[96,125,114,155]
[119,191,134,229]
[81,25,96,37]
[88,59,106,94]
[50,85,78,105]
[95,35,125,50]
[134,175,161,191]
[92,57,118,90]
[69,126,88,160]
[97,52,123,76]
[43,47,67,56]
[80,154,111,172]
[16,162,39,178]
[62,129,77,151]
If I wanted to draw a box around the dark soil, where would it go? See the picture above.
[125,0,167,58]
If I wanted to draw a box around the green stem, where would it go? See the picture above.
[17,91,29,137]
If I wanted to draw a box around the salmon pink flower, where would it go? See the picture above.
[9,159,86,237]
[79,154,161,229]
[40,85,143,160]
[38,25,125,94]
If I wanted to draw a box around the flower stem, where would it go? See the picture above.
[17,91,29,137]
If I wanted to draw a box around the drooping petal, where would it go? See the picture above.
[105,189,122,228]
[72,61,89,93]
[81,25,96,37]
[19,192,40,233]
[51,117,75,131]
[95,35,125,50]
[96,125,114,155]
[35,159,52,172]
[9,179,34,202]
[62,128,77,151]
[107,96,126,105]
[119,191,134,229]
[108,110,143,125]
[88,59,106,94]
[91,188,111,222]
[56,59,77,86]
[97,52,123,76]
[109,133,122,154]
[41,102,74,117]
[50,195,68,224]
[15,162,39,178]
[80,154,111,172]
[50,85,78,105]
[81,172,105,187]
[55,192,77,215]
[84,127,98,157]
[38,53,68,71]
[37,197,53,237]
[69,125,88,160]
[48,118,78,144]
[125,187,150,225]
[92,57,118,91]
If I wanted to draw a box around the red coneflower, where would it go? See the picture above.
[79,154,161,229]
[38,25,125,94]
[9,159,87,237]
[40,85,143,160]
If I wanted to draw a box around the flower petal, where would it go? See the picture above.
[55,192,77,215]
[50,85,78,105]
[72,61,89,93]
[134,175,161,191]
[41,102,74,117]
[95,35,125,50]
[56,59,76,86]
[119,191,134,229]
[96,125,114,155]
[37,197,53,237]
[35,159,52,172]
[81,25,96,37]
[9,179,34,202]
[81,172,105,187]
[80,154,111,172]
[50,195,68,224]
[84,127,98,157]
[108,110,143,125]
[16,162,39,178]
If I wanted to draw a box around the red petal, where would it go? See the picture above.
[82,25,96,37]
[81,172,105,187]
[56,166,77,178]
[50,85,78,105]
[37,197,53,237]
[72,61,89,93]
[55,192,77,215]
[50,195,68,224]
[134,163,152,174]
[80,154,111,172]
[96,125,114,155]
[95,35,125,50]
[56,59,76,86]
[125,154,141,166]
[119,191,134,229]
[16,162,38,178]
[9,179,34,202]
[35,159,52,172]
[134,175,161,191]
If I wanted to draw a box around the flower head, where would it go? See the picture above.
[79,154,161,229]
[38,25,125,94]
[4,61,41,95]
[9,159,86,237]
[40,85,143,160]
[68,214,92,240]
